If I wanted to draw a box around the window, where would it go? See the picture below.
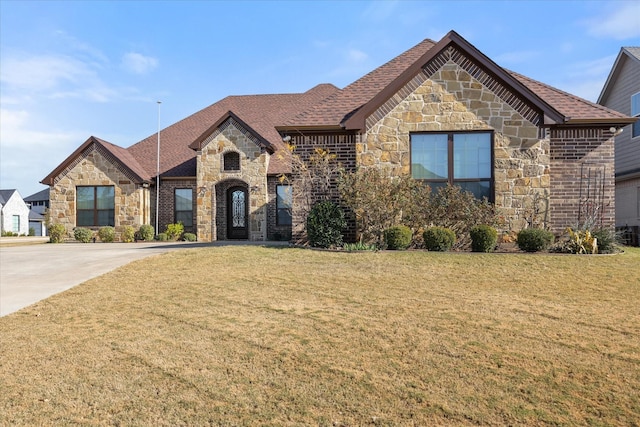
[12,215,20,233]
[276,185,292,225]
[175,188,193,227]
[631,92,640,139]
[77,186,114,227]
[224,152,240,171]
[411,131,493,200]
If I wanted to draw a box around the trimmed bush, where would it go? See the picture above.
[74,227,93,243]
[384,225,412,250]
[122,225,136,243]
[48,224,66,243]
[183,232,197,242]
[138,224,155,241]
[306,201,346,248]
[517,228,554,252]
[423,226,456,251]
[165,223,184,241]
[156,233,169,242]
[470,225,498,252]
[98,226,115,243]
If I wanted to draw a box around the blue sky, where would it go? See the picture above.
[1,0,639,197]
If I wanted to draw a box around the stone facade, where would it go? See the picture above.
[195,119,269,242]
[49,143,150,241]
[361,61,551,232]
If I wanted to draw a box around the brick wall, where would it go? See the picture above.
[289,132,358,242]
[549,128,616,233]
[154,178,196,234]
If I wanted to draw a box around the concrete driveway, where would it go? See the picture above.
[0,241,206,317]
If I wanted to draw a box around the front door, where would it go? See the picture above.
[227,186,248,239]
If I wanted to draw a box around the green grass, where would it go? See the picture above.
[1,246,639,425]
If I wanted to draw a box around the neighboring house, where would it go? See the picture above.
[42,31,636,242]
[598,47,640,246]
[0,190,30,236]
[24,188,50,236]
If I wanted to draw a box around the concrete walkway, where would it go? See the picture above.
[0,240,287,317]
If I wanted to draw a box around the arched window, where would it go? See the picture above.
[223,152,240,171]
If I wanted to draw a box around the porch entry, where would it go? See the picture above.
[227,186,248,239]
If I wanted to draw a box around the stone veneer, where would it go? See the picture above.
[49,143,150,241]
[195,120,269,242]
[361,61,550,231]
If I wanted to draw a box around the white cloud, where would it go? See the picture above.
[121,52,158,75]
[1,54,97,92]
[0,53,120,103]
[584,2,640,39]
[0,108,85,195]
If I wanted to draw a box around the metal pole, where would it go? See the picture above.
[155,101,162,236]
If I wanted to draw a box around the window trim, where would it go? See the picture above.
[223,151,241,172]
[12,215,20,233]
[631,92,640,139]
[76,185,115,227]
[174,188,194,228]
[410,130,494,201]
[276,184,292,226]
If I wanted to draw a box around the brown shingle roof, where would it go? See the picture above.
[41,136,152,186]
[283,38,437,128]
[510,71,632,124]
[127,83,339,177]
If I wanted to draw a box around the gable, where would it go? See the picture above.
[190,112,275,154]
[42,136,152,186]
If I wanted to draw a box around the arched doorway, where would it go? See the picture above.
[227,186,248,239]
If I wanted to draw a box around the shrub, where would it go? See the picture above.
[29,227,35,236]
[48,224,66,243]
[98,226,115,243]
[423,226,456,251]
[138,224,155,241]
[183,232,197,242]
[306,201,346,248]
[591,228,619,254]
[566,228,598,254]
[426,186,499,250]
[155,233,169,242]
[384,225,412,250]
[122,225,136,243]
[516,228,554,252]
[165,223,184,241]
[470,225,498,252]
[74,227,93,243]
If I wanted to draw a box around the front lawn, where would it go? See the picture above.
[1,246,639,425]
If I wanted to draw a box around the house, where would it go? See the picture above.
[597,47,640,246]
[42,31,636,242]
[0,190,30,236]
[24,188,50,236]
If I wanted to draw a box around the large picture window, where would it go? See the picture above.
[276,185,292,226]
[411,131,493,200]
[175,188,193,228]
[631,92,640,139]
[77,186,115,227]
